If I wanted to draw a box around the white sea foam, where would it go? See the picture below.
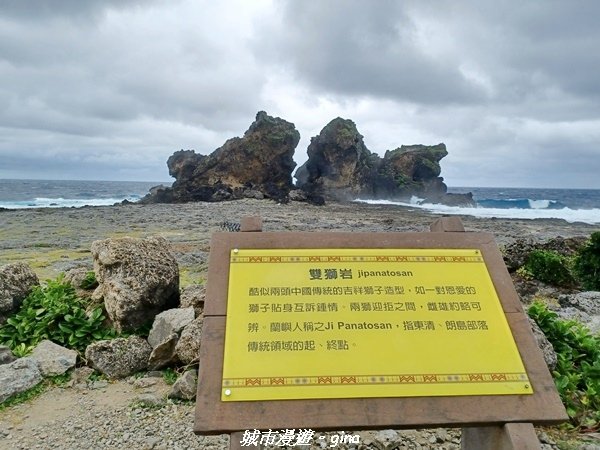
[528,199,551,209]
[0,196,140,209]
[355,198,600,224]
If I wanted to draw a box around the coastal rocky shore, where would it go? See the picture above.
[140,111,474,207]
[1,200,599,449]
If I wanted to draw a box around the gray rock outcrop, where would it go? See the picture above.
[0,357,43,403]
[179,285,205,318]
[175,316,203,365]
[30,340,78,376]
[556,292,600,335]
[146,307,195,370]
[528,317,558,371]
[147,333,179,370]
[91,236,180,332]
[0,345,16,365]
[147,307,194,349]
[168,369,197,401]
[0,262,39,324]
[85,336,152,379]
[63,267,97,301]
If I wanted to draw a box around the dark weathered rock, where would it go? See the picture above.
[296,118,452,202]
[175,316,203,365]
[0,345,16,365]
[168,369,197,401]
[142,111,300,203]
[373,144,448,199]
[30,340,78,376]
[91,236,179,332]
[0,357,43,403]
[85,336,152,379]
[0,263,39,324]
[296,118,375,200]
[422,192,476,207]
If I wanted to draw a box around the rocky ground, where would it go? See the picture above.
[0,199,599,449]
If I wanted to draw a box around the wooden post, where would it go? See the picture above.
[240,216,263,232]
[230,217,263,449]
[429,218,542,450]
[430,216,466,232]
[461,423,541,450]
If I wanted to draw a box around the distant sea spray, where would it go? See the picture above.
[356,187,600,225]
[0,179,163,209]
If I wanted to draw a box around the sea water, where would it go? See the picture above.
[1,180,599,225]
[0,179,163,209]
[356,187,600,225]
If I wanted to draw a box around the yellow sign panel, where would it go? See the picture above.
[222,248,532,402]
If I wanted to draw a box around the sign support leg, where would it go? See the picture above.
[461,423,541,450]
[229,217,263,450]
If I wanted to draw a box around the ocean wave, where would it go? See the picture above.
[355,198,600,224]
[477,198,566,210]
[0,195,141,209]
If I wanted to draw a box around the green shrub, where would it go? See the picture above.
[80,270,98,290]
[524,250,575,287]
[573,232,600,290]
[0,276,116,355]
[528,302,600,429]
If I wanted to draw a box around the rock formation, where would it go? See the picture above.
[91,236,180,332]
[141,112,473,205]
[296,118,474,205]
[0,263,39,325]
[85,336,152,379]
[294,118,376,200]
[142,111,300,203]
[0,357,42,403]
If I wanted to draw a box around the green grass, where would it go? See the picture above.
[0,372,71,411]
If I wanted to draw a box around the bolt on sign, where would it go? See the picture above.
[222,248,531,402]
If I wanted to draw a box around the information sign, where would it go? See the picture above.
[221,248,532,401]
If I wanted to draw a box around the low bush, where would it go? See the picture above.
[0,276,116,355]
[528,302,600,430]
[524,250,575,287]
[79,270,98,290]
[573,231,600,291]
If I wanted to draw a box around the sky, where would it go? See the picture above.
[1,0,599,188]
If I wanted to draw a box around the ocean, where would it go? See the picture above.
[0,179,162,209]
[0,179,599,225]
[360,187,600,225]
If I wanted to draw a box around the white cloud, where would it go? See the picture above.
[0,0,598,188]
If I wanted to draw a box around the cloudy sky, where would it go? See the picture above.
[1,0,599,188]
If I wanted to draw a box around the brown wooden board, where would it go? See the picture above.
[195,232,567,434]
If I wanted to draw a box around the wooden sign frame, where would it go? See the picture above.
[194,219,566,439]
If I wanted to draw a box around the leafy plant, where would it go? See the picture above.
[0,276,116,355]
[528,302,600,430]
[80,270,98,290]
[573,232,600,290]
[524,250,575,287]
[162,367,179,385]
